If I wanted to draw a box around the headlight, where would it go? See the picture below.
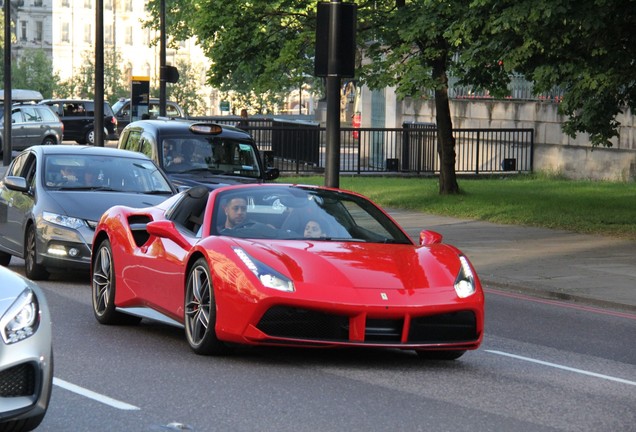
[43,211,86,230]
[454,255,476,298]
[233,247,295,292]
[1,288,40,344]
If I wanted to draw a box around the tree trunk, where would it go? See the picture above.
[432,57,460,195]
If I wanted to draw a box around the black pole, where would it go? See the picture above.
[159,0,166,116]
[3,0,12,165]
[324,0,342,188]
[95,0,105,146]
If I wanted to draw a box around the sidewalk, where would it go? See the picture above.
[1,164,634,312]
[390,209,636,313]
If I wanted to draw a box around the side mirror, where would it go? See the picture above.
[264,167,280,181]
[4,176,29,193]
[146,220,191,250]
[419,229,443,246]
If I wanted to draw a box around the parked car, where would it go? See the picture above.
[112,97,185,135]
[0,145,176,280]
[39,99,118,145]
[0,103,63,157]
[0,266,53,432]
[91,183,484,359]
[117,118,279,190]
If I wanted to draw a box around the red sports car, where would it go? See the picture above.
[91,184,484,359]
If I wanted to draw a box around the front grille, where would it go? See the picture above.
[365,318,403,342]
[257,306,350,341]
[408,311,477,343]
[257,307,478,345]
[0,363,36,397]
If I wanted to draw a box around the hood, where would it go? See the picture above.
[242,240,459,291]
[169,173,261,190]
[47,191,170,222]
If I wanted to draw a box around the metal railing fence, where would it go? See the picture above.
[190,117,534,175]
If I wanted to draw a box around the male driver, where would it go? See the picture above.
[223,197,248,230]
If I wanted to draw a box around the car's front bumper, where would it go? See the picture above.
[0,289,53,425]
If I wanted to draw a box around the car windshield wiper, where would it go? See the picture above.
[142,190,174,195]
[53,185,120,191]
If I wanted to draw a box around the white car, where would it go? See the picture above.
[0,266,53,431]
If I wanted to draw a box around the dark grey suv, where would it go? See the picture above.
[0,103,63,156]
[118,118,279,190]
[39,99,119,145]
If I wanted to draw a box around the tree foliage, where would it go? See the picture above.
[469,0,636,147]
[57,50,128,103]
[10,49,59,98]
[145,0,635,193]
[163,58,207,116]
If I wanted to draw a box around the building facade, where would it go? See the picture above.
[7,0,216,113]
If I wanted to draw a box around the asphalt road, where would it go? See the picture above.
[5,260,634,432]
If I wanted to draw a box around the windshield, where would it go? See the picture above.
[209,186,412,244]
[161,136,261,179]
[44,154,174,193]
[112,99,125,114]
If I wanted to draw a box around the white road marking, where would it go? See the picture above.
[486,350,636,386]
[53,378,140,410]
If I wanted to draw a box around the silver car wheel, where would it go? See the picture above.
[184,258,228,355]
[92,243,112,318]
[91,239,141,325]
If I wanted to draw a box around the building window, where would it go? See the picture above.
[84,0,92,8]
[84,24,92,44]
[61,22,69,43]
[105,24,113,44]
[20,21,27,41]
[34,0,43,6]
[105,0,113,9]
[35,21,43,42]
[125,0,133,12]
[62,0,70,6]
[125,27,132,45]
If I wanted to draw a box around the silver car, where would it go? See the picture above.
[0,145,177,280]
[0,266,53,431]
[0,104,63,158]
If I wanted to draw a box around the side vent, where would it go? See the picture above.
[128,215,153,247]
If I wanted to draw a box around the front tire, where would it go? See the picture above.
[42,136,57,145]
[25,225,49,281]
[184,258,229,355]
[91,239,141,325]
[0,250,11,266]
[86,129,95,145]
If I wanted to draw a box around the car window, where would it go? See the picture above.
[22,106,42,122]
[11,109,24,124]
[43,154,173,193]
[37,107,58,122]
[161,136,261,178]
[166,104,181,117]
[8,152,29,176]
[121,130,142,152]
[103,103,114,116]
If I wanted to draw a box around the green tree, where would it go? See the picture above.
[144,0,635,193]
[11,49,59,98]
[469,0,636,147]
[57,49,128,102]
[165,58,207,116]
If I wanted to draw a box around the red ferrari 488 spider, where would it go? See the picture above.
[91,184,484,359]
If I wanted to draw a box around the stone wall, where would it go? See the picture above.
[399,98,636,181]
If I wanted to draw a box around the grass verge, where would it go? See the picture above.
[277,174,636,240]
